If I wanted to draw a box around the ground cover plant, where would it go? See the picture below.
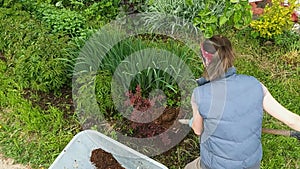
[0,0,299,169]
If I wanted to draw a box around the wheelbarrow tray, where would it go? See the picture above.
[49,130,168,169]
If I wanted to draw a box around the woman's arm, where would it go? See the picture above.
[262,84,300,131]
[191,93,203,135]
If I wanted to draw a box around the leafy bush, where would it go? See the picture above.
[0,8,73,92]
[25,2,86,37]
[0,0,21,8]
[145,0,205,21]
[21,0,121,31]
[119,0,147,14]
[144,0,252,38]
[49,0,120,10]
[83,1,119,27]
[273,30,300,50]
[143,0,204,36]
[194,1,252,38]
[250,0,299,39]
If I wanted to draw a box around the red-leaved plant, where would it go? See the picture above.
[124,85,171,145]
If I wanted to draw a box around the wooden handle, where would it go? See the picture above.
[262,128,291,137]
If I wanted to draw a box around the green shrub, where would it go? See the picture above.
[47,0,120,10]
[21,0,120,31]
[144,0,252,38]
[194,1,252,38]
[83,1,119,27]
[0,0,21,8]
[273,30,300,50]
[145,0,205,21]
[250,0,299,39]
[21,1,86,37]
[0,8,73,92]
[119,0,148,14]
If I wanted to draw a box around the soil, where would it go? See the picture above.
[22,86,75,119]
[0,51,6,62]
[114,107,181,138]
[0,154,31,169]
[90,148,125,169]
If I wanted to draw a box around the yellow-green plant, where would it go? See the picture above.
[250,0,299,39]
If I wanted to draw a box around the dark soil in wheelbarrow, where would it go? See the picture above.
[90,148,125,169]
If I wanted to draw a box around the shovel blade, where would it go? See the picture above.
[178,119,190,125]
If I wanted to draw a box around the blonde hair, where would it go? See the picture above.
[202,35,235,81]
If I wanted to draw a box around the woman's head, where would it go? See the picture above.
[201,35,235,81]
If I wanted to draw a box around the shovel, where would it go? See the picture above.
[178,119,300,141]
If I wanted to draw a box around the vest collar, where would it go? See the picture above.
[196,67,236,86]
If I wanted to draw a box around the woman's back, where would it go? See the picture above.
[193,68,264,169]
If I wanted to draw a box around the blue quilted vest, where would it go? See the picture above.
[193,67,264,169]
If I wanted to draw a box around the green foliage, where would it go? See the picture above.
[146,0,206,21]
[193,1,252,38]
[119,0,148,14]
[0,0,21,8]
[0,60,80,168]
[31,2,86,37]
[97,36,200,94]
[143,0,204,34]
[95,70,116,118]
[250,0,299,39]
[50,0,120,10]
[0,8,73,92]
[83,1,119,27]
[19,0,122,40]
[145,0,252,38]
[22,0,120,30]
[273,30,300,50]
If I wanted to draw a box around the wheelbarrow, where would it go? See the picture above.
[49,130,168,169]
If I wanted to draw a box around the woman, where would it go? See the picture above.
[185,35,300,169]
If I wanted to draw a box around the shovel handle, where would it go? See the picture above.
[262,128,300,141]
[179,119,300,140]
[262,128,290,136]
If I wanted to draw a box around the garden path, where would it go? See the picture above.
[0,154,31,169]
